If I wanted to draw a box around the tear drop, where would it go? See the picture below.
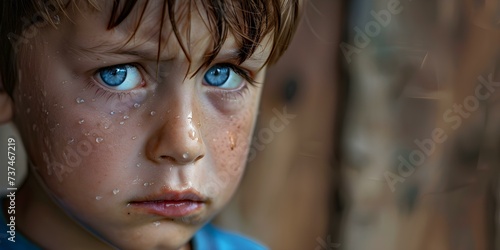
[123,115,129,120]
[150,111,156,116]
[133,103,141,108]
[182,152,189,159]
[112,189,120,195]
[188,130,196,140]
[132,176,140,185]
[136,163,141,168]
[229,132,236,150]
[131,136,137,140]
[78,119,85,125]
[120,121,125,125]
[52,14,61,24]
[96,137,104,143]
[95,196,102,200]
[76,97,85,104]
[153,221,160,227]
[26,108,30,114]
[110,111,115,115]
[67,138,75,144]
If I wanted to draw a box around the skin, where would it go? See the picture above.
[0,1,271,250]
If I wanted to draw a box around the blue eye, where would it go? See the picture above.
[203,64,243,89]
[96,65,142,91]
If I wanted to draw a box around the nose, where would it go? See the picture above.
[146,110,205,165]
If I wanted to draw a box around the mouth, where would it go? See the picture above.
[129,189,207,218]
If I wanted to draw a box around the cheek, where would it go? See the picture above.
[13,73,138,201]
[201,91,260,201]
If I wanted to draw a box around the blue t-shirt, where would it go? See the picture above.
[0,203,267,250]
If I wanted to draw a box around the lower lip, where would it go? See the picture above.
[130,201,204,217]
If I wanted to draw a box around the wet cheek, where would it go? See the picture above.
[14,81,135,194]
[204,108,256,197]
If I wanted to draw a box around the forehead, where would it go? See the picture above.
[63,1,216,61]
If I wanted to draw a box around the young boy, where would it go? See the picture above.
[0,0,301,249]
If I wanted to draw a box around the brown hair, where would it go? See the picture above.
[0,0,301,97]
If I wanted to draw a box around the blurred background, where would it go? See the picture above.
[3,0,500,249]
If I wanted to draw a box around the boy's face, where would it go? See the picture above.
[11,2,269,249]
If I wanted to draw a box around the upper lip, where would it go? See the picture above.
[131,189,207,203]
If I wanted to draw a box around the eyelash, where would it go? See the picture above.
[86,62,258,102]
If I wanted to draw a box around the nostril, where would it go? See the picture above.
[158,155,175,162]
[194,155,204,162]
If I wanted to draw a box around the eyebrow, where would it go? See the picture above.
[76,41,267,68]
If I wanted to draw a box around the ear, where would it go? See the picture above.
[0,78,14,124]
